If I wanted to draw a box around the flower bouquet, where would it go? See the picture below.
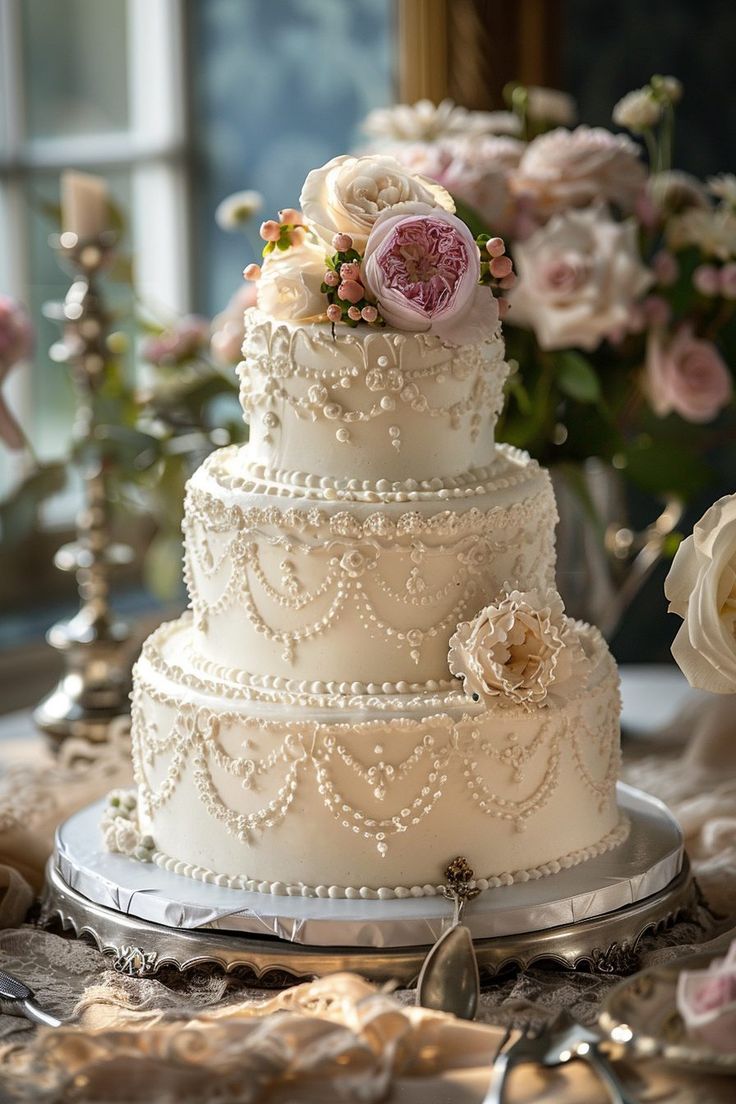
[361,80,736,633]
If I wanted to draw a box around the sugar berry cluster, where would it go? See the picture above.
[321,233,383,328]
[477,234,516,319]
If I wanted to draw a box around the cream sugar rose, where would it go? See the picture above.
[109,153,627,899]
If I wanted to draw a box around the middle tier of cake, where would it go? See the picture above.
[183,443,558,686]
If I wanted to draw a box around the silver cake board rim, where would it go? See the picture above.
[49,783,682,949]
[41,853,707,984]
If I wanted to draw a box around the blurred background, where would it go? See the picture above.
[1,0,735,714]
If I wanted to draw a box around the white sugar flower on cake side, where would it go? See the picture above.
[115,151,627,899]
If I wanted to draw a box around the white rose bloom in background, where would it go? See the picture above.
[665,494,736,694]
[448,588,588,708]
[362,98,521,143]
[667,206,736,260]
[256,239,328,321]
[510,206,653,351]
[648,170,708,217]
[300,154,454,250]
[612,88,662,132]
[214,189,263,230]
[707,174,736,207]
[511,126,646,216]
[526,86,577,126]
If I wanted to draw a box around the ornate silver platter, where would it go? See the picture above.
[600,952,736,1074]
[39,785,712,984]
[42,854,703,984]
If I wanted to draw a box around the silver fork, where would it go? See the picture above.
[483,1011,636,1104]
[482,1022,548,1104]
[538,1010,638,1104]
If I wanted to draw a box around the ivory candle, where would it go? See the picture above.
[61,170,110,240]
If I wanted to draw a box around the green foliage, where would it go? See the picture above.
[555,351,601,404]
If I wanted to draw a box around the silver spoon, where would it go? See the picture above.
[416,856,481,1020]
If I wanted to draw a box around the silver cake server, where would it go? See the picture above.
[416,856,481,1020]
[0,969,63,1028]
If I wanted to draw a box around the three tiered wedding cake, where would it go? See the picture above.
[107,154,627,900]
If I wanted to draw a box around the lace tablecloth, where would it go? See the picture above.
[0,684,734,1103]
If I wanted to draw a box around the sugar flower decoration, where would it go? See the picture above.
[448,588,589,708]
[361,203,498,345]
[665,493,736,694]
[300,154,454,251]
[256,238,328,322]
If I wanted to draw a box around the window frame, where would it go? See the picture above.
[0,0,192,511]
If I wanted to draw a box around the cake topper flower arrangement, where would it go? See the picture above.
[448,587,589,708]
[243,154,514,343]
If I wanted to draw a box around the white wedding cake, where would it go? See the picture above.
[108,154,628,900]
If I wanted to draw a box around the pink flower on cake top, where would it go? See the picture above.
[243,154,513,344]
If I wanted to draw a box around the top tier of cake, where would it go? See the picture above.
[238,309,509,485]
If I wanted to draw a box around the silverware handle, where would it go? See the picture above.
[482,1050,511,1104]
[586,1048,637,1104]
[21,1000,62,1029]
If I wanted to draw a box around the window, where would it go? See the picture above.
[0,0,190,510]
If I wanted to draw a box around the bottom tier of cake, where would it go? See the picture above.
[128,615,627,899]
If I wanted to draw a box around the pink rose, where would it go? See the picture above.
[511,126,646,217]
[361,203,498,345]
[141,315,210,367]
[645,326,733,423]
[509,207,652,351]
[391,135,524,236]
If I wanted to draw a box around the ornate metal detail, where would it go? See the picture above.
[112,945,158,977]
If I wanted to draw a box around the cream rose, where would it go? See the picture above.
[256,239,328,322]
[645,326,732,423]
[448,588,588,708]
[665,494,736,694]
[300,154,454,250]
[509,206,652,351]
[511,126,646,216]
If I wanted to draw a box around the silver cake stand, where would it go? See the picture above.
[40,785,712,985]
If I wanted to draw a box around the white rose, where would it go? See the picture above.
[509,207,653,351]
[448,588,588,708]
[256,239,328,322]
[300,154,454,250]
[612,88,662,132]
[362,99,521,143]
[526,86,577,127]
[511,126,646,215]
[665,494,736,693]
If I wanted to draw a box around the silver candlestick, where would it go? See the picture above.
[33,231,134,751]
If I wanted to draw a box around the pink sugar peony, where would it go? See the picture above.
[0,296,34,450]
[361,203,498,345]
[645,326,733,423]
